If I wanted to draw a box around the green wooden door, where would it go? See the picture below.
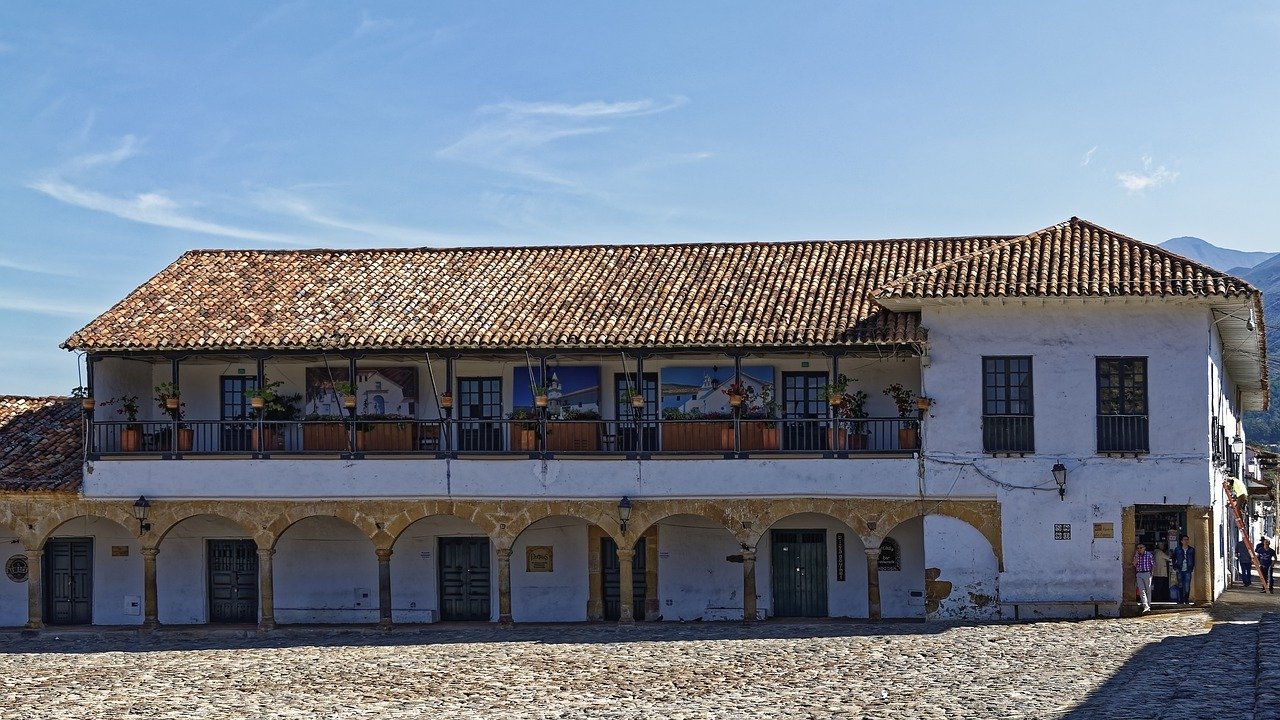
[439,537,491,620]
[45,538,93,625]
[601,537,646,620]
[208,539,258,623]
[771,529,828,617]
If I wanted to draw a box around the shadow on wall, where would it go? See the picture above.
[1058,620,1256,719]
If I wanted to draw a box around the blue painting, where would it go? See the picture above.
[660,366,775,414]
[512,366,601,414]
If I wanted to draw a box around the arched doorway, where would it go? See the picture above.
[156,514,258,624]
[274,516,377,624]
[642,513,742,621]
[761,512,864,618]
[42,515,141,626]
[511,515,592,622]
[391,515,493,623]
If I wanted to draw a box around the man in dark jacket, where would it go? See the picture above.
[1238,538,1254,586]
[1172,535,1196,605]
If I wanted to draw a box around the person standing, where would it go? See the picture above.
[1172,535,1196,605]
[1133,543,1154,612]
[1257,538,1276,594]
[1152,541,1171,602]
[1238,538,1254,587]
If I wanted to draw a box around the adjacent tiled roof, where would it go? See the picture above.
[62,236,1016,352]
[873,217,1258,301]
[0,397,82,493]
[61,217,1263,354]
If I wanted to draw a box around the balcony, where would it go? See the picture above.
[88,416,922,459]
[1096,414,1150,454]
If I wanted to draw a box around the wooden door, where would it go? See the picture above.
[771,529,828,617]
[208,539,258,623]
[45,538,92,625]
[439,537,491,620]
[601,537,647,621]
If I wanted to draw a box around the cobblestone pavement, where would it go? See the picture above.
[0,608,1272,720]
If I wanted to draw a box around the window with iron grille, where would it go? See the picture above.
[1096,357,1149,453]
[982,356,1034,453]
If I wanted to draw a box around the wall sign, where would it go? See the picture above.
[111,546,130,557]
[878,538,902,571]
[5,555,27,583]
[836,533,846,581]
[1054,524,1071,540]
[1093,523,1114,539]
[526,546,553,572]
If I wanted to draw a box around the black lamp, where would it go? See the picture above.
[133,496,151,533]
[618,496,632,534]
[1052,463,1067,501]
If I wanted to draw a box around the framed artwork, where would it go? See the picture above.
[305,367,419,416]
[512,366,600,415]
[659,365,775,414]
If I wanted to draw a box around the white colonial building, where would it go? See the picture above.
[0,217,1268,629]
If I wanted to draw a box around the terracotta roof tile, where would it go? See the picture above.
[63,236,1013,352]
[0,396,82,493]
[872,217,1257,301]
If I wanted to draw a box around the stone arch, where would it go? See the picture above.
[506,501,619,546]
[34,506,138,547]
[869,499,1003,570]
[151,509,262,547]
[628,500,746,546]
[272,514,379,625]
[753,509,866,619]
[745,499,868,548]
[265,506,377,550]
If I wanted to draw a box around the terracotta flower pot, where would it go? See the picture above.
[898,427,920,450]
[165,396,180,410]
[534,395,549,408]
[250,396,265,410]
[121,427,141,452]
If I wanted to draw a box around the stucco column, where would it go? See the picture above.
[586,526,604,621]
[141,547,159,630]
[616,545,635,624]
[25,549,43,630]
[376,548,393,629]
[865,547,883,621]
[497,547,513,627]
[742,549,758,623]
[257,547,276,631]
[1196,507,1213,605]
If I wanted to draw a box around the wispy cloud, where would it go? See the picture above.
[0,256,81,278]
[1117,155,1179,192]
[251,189,468,245]
[354,10,394,37]
[439,96,688,187]
[30,179,304,244]
[1081,146,1098,166]
[72,134,140,169]
[0,291,100,318]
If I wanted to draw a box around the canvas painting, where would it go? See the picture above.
[512,366,601,415]
[305,367,419,416]
[660,366,775,414]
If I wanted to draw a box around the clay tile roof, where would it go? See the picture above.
[61,236,1014,352]
[872,217,1258,301]
[0,397,82,493]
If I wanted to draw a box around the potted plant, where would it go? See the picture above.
[622,387,646,411]
[547,407,602,451]
[439,391,453,411]
[154,381,182,411]
[333,381,358,411]
[152,388,193,452]
[834,390,870,450]
[356,414,414,451]
[662,408,732,451]
[739,384,781,451]
[721,381,750,408]
[883,383,920,449]
[100,395,142,452]
[71,386,94,412]
[530,384,549,408]
[248,380,299,451]
[823,374,852,406]
[506,408,540,450]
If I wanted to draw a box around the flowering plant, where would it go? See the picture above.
[100,395,141,423]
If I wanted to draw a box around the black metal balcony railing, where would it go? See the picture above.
[1097,414,1150,454]
[87,416,922,458]
[982,415,1035,454]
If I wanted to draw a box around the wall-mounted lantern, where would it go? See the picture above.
[1052,463,1067,501]
[618,496,632,534]
[133,496,152,534]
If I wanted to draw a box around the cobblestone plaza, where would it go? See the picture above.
[3,602,1276,720]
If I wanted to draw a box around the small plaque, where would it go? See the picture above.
[1093,523,1114,539]
[1054,524,1071,540]
[526,545,553,572]
[836,533,846,581]
[878,537,902,571]
[5,555,28,583]
[111,545,129,557]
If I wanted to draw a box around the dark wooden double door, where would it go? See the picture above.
[208,539,258,623]
[601,537,647,621]
[45,538,93,625]
[439,537,491,620]
[771,529,828,617]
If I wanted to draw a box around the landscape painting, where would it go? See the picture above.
[304,367,419,416]
[659,366,775,415]
[512,366,601,415]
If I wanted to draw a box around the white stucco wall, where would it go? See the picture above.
[45,516,143,626]
[879,516,926,619]
[923,515,1000,620]
[273,516,378,624]
[511,518,589,622]
[156,515,256,625]
[0,532,25,626]
[390,515,494,623]
[656,516,744,620]
[756,513,867,619]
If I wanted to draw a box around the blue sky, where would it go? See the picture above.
[2,2,1279,395]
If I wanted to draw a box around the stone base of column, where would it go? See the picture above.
[377,619,393,631]
[24,620,43,631]
[499,616,514,629]
[257,620,276,633]
[142,619,159,632]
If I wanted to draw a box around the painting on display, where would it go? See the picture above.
[511,366,600,415]
[659,365,775,414]
[304,367,419,416]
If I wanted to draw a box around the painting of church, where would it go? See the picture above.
[304,367,419,416]
[660,366,775,414]
[512,366,601,415]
